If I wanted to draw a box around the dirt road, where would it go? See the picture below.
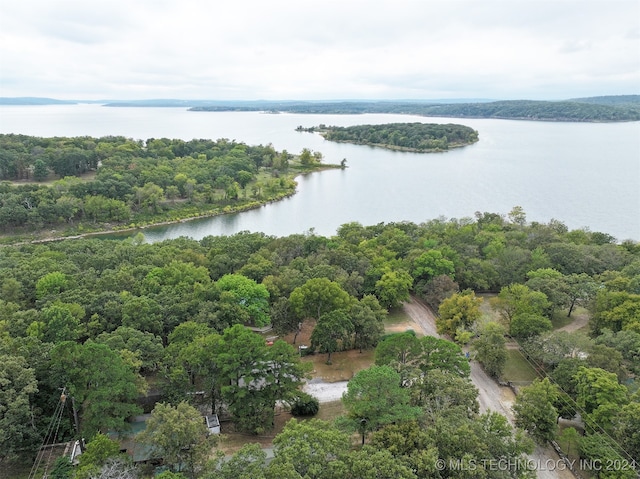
[557,312,589,333]
[402,296,575,479]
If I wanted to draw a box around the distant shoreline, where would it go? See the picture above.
[2,96,639,122]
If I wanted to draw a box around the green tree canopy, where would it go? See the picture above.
[289,278,353,321]
[310,310,354,364]
[341,365,421,444]
[270,419,350,479]
[215,274,270,327]
[512,378,559,444]
[138,401,215,478]
[49,341,142,437]
[0,354,39,462]
[472,322,507,378]
[374,270,413,310]
[574,366,629,433]
[436,290,483,337]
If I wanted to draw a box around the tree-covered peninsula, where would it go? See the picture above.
[296,122,479,152]
[0,134,335,242]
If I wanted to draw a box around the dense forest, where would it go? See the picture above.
[0,135,329,239]
[190,96,640,122]
[1,210,638,478]
[296,122,479,152]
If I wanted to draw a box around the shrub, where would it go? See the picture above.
[291,393,319,416]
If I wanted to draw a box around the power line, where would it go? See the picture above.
[506,332,637,466]
[28,388,68,479]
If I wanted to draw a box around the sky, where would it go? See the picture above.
[1,0,639,101]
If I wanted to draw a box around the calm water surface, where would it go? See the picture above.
[1,104,638,241]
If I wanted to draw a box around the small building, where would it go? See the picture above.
[205,414,220,435]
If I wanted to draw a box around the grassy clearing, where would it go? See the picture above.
[7,170,97,186]
[385,307,410,326]
[501,349,541,384]
[302,349,375,382]
[478,293,502,324]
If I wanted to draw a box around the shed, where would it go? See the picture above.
[205,414,220,435]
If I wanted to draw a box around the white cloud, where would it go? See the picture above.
[1,0,638,100]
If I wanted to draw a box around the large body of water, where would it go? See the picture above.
[1,104,639,241]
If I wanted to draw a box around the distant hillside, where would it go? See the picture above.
[568,95,640,107]
[192,99,640,122]
[398,99,640,122]
[0,97,78,105]
[3,96,639,122]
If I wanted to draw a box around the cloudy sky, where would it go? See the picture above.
[1,0,638,101]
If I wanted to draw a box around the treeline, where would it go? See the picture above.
[297,122,478,151]
[569,94,640,107]
[0,135,324,233]
[191,97,640,122]
[2,209,639,468]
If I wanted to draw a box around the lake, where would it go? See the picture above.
[1,104,638,241]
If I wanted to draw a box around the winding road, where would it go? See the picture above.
[402,296,575,479]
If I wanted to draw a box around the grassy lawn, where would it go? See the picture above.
[316,400,346,422]
[501,349,541,385]
[550,310,574,329]
[383,308,416,335]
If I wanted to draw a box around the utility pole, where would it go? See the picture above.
[70,395,83,452]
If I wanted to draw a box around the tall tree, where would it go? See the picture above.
[138,401,215,479]
[436,290,483,337]
[574,366,629,433]
[490,283,549,330]
[212,443,267,479]
[270,419,350,479]
[48,341,142,437]
[370,421,439,478]
[341,365,421,444]
[336,446,417,479]
[374,270,413,310]
[410,369,479,417]
[472,322,507,378]
[215,274,270,327]
[214,325,309,433]
[411,249,455,283]
[0,354,39,462]
[512,378,559,444]
[75,433,124,479]
[310,310,354,364]
[289,278,353,321]
[349,298,385,353]
[417,336,470,378]
[613,401,640,463]
[374,332,422,386]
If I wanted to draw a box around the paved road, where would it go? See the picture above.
[402,296,575,479]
